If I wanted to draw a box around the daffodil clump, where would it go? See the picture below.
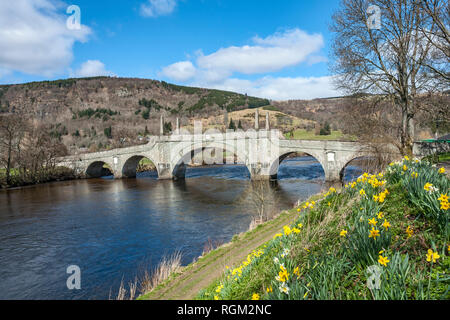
[386,156,449,235]
[197,160,448,301]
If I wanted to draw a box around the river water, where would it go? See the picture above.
[0,156,362,300]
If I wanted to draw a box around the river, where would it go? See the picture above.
[0,156,362,300]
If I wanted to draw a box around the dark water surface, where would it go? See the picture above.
[0,156,362,299]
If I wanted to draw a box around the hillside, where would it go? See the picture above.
[0,77,270,154]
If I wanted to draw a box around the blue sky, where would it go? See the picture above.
[0,0,342,99]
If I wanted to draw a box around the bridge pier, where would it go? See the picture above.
[324,169,342,183]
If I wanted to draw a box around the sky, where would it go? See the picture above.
[0,0,343,100]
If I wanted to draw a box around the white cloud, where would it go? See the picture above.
[161,61,196,82]
[194,76,340,101]
[161,28,338,100]
[140,0,177,18]
[196,29,324,77]
[0,0,91,77]
[72,60,115,78]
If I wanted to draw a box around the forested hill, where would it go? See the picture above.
[0,77,269,153]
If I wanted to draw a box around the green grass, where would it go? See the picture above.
[423,152,450,164]
[284,129,357,141]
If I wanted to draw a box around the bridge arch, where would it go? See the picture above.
[269,150,326,180]
[86,161,114,178]
[170,141,249,180]
[122,155,158,178]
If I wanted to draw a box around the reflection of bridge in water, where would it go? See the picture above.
[57,113,413,182]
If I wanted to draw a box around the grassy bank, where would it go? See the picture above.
[184,157,449,300]
[0,167,78,189]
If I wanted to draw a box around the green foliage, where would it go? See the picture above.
[163,121,172,134]
[228,118,236,130]
[386,158,449,235]
[75,108,118,119]
[247,97,270,109]
[263,105,279,112]
[139,98,163,111]
[49,124,68,140]
[104,126,112,139]
[319,122,331,136]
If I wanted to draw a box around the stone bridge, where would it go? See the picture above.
[57,128,401,182]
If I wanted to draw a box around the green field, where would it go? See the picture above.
[284,129,357,141]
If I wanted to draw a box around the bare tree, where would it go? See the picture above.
[418,0,450,82]
[0,114,25,185]
[17,124,68,182]
[330,0,448,155]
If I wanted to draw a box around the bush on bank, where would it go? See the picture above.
[197,157,449,300]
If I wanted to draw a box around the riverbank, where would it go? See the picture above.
[0,167,80,190]
[139,157,449,300]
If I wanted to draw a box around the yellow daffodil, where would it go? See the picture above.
[369,228,380,239]
[426,249,440,263]
[276,265,289,283]
[403,165,408,171]
[406,226,413,238]
[377,212,385,219]
[283,225,292,236]
[438,167,445,174]
[382,219,391,229]
[368,218,378,226]
[293,266,300,276]
[378,255,390,267]
[266,286,273,293]
[215,285,224,293]
[340,229,348,237]
[424,183,433,191]
[251,293,260,300]
[360,189,366,196]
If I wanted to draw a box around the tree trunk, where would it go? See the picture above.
[400,101,414,156]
